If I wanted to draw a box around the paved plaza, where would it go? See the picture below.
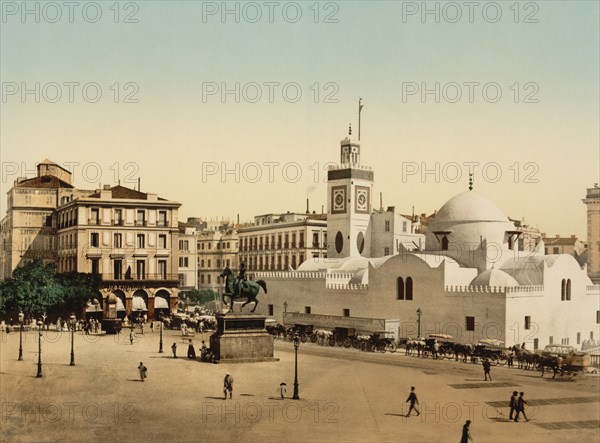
[1,329,599,443]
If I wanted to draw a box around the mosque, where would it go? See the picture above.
[252,134,600,350]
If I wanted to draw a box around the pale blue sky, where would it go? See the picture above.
[1,1,598,236]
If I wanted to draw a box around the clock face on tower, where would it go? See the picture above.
[355,186,370,214]
[331,186,346,214]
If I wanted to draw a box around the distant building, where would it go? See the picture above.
[0,160,91,279]
[237,212,327,272]
[178,221,198,290]
[197,223,239,292]
[583,184,600,283]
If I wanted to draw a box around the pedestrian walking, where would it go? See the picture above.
[138,362,147,382]
[514,392,529,422]
[171,342,177,358]
[405,386,420,417]
[460,420,473,443]
[223,372,234,399]
[483,358,492,381]
[280,382,287,399]
[129,329,135,345]
[509,391,518,420]
[150,321,154,333]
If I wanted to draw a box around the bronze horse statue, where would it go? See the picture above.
[219,267,267,313]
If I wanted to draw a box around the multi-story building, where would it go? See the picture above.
[370,207,425,256]
[237,212,327,272]
[178,221,198,290]
[197,223,239,293]
[55,184,181,320]
[582,184,600,283]
[542,234,586,266]
[0,160,91,280]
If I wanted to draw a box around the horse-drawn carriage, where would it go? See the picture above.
[540,345,598,377]
[470,339,509,366]
[285,323,314,343]
[331,327,357,348]
[360,331,397,353]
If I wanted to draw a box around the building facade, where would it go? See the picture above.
[0,160,91,280]
[178,221,198,291]
[197,224,239,293]
[237,213,327,272]
[55,184,181,320]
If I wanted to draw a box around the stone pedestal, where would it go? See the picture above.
[210,313,278,363]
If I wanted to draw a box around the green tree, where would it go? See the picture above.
[55,271,102,314]
[0,260,64,318]
[180,288,219,305]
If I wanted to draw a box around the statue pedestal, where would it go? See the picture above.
[209,313,278,363]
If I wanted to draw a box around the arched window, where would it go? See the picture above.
[397,277,404,300]
[441,236,449,251]
[561,279,566,301]
[566,279,571,301]
[406,277,413,300]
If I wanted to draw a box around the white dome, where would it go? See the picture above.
[434,191,508,223]
[470,269,519,287]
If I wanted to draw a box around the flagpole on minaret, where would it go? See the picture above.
[358,97,363,140]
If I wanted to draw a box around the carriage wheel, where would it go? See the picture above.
[336,338,344,347]
[352,338,360,349]
[489,355,499,366]
[300,333,308,343]
[438,351,446,360]
[310,333,318,343]
[421,349,429,358]
[378,343,387,353]
[328,338,335,347]
[343,338,352,348]
[388,342,397,353]
[498,354,508,366]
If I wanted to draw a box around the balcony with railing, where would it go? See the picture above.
[100,273,179,283]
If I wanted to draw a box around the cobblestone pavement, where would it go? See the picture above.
[1,330,598,442]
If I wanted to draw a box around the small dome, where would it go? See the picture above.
[470,269,519,287]
[434,191,508,223]
[349,269,367,285]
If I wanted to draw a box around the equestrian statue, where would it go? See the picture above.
[219,264,267,313]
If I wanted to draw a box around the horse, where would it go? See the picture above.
[452,343,474,363]
[219,267,267,313]
[539,355,563,378]
[515,348,540,370]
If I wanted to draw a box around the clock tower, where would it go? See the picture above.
[327,135,374,258]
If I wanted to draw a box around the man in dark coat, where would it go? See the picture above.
[405,386,420,417]
[483,358,492,381]
[460,420,472,443]
[509,391,518,420]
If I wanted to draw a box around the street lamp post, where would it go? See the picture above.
[36,320,43,378]
[416,308,422,338]
[293,333,300,400]
[69,314,76,366]
[158,313,164,353]
[18,312,24,361]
